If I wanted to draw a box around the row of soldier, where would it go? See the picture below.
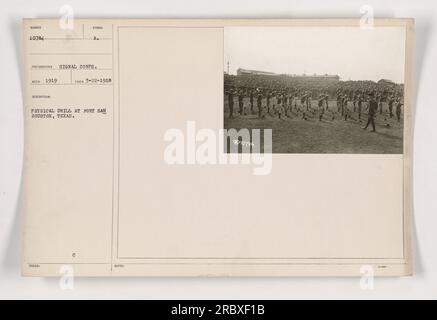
[336,90,403,122]
[225,86,403,131]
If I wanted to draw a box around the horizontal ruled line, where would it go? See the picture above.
[30,53,113,55]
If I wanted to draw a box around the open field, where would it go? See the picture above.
[224,97,403,154]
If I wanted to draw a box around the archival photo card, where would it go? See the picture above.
[22,19,413,277]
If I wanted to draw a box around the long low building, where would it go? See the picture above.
[236,68,277,76]
[235,68,340,82]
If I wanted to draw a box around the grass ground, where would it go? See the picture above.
[224,97,403,154]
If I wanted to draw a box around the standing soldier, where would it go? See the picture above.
[282,92,287,112]
[266,90,271,115]
[276,92,282,114]
[250,89,254,114]
[324,94,329,111]
[362,92,377,132]
[294,93,298,111]
[343,95,349,121]
[357,94,363,120]
[227,88,235,118]
[336,91,342,112]
[238,90,245,116]
[300,93,306,112]
[284,92,289,116]
[307,93,312,111]
[287,92,293,116]
[318,95,325,121]
[377,93,383,114]
[353,92,358,112]
[257,89,263,118]
[395,98,403,123]
[341,94,347,117]
[278,100,284,119]
[388,94,394,118]
[283,92,289,117]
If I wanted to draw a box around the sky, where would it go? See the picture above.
[224,26,406,83]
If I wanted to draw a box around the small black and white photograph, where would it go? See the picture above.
[224,26,407,154]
